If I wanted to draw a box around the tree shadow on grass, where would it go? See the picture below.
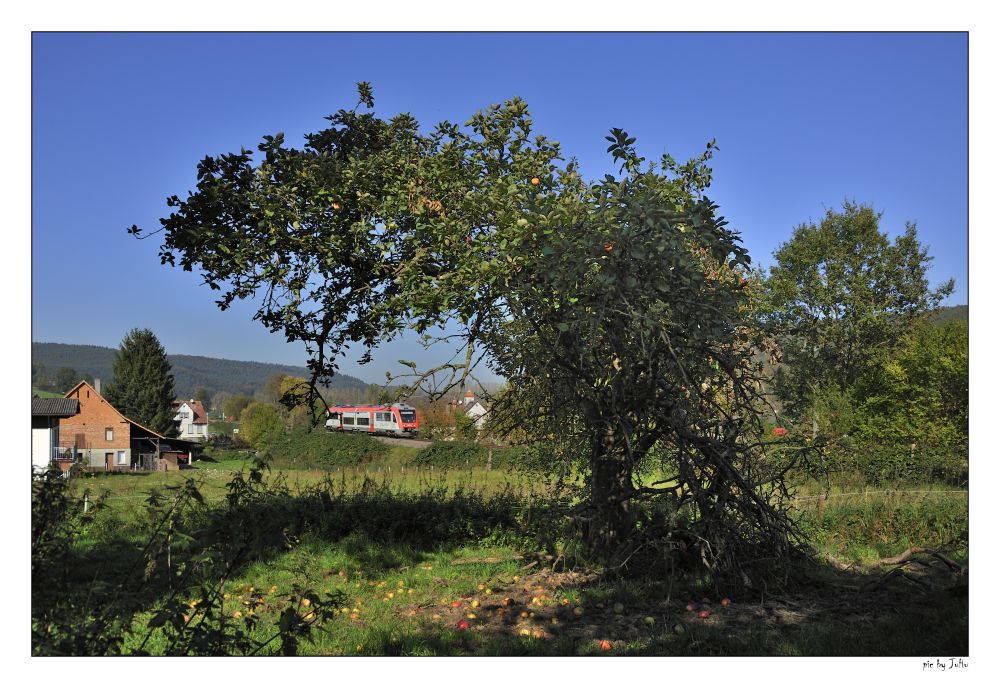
[373,561,968,657]
[33,476,552,654]
[34,474,967,657]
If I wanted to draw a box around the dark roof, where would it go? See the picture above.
[32,397,80,417]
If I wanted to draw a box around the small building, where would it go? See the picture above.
[460,391,490,430]
[173,399,209,442]
[31,397,80,475]
[59,381,195,471]
[465,401,489,430]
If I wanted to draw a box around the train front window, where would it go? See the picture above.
[399,411,416,423]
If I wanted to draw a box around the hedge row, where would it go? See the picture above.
[411,440,536,470]
[265,429,390,468]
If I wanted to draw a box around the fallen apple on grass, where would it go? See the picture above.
[457,619,470,631]
[599,640,613,651]
[720,598,731,607]
[698,610,711,619]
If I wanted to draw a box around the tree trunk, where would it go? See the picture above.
[587,432,635,553]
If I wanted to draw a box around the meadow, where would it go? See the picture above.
[32,439,968,657]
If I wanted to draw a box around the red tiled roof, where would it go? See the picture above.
[173,399,209,424]
[64,380,193,445]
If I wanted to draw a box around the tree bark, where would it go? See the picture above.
[587,431,635,553]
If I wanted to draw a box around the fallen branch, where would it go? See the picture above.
[449,555,524,566]
[878,546,966,576]
[860,566,930,592]
[922,549,965,575]
[879,546,926,566]
[825,554,853,571]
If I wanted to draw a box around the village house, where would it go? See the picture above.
[172,399,209,442]
[31,397,80,475]
[59,380,195,471]
[460,390,490,430]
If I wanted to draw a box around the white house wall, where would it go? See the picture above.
[32,427,53,471]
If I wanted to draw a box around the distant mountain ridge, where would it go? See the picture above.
[32,342,370,398]
[930,304,968,324]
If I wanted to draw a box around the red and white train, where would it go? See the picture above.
[325,403,419,437]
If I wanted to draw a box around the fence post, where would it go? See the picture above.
[83,490,89,514]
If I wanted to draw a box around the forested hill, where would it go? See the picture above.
[931,304,969,324]
[32,342,370,398]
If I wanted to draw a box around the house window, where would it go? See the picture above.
[187,424,194,434]
[116,451,127,466]
[105,427,114,441]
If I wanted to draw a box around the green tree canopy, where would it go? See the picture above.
[239,402,285,450]
[223,393,253,420]
[134,84,802,581]
[54,366,81,393]
[763,201,954,417]
[103,329,177,436]
[853,319,968,444]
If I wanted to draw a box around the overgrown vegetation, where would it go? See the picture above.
[412,441,536,471]
[264,429,390,469]
[31,454,968,656]
[81,82,967,657]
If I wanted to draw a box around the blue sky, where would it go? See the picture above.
[31,32,968,384]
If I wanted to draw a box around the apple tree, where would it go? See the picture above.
[132,84,804,583]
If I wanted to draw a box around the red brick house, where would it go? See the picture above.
[59,381,195,471]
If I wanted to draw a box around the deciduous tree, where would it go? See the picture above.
[133,84,802,581]
[223,394,253,420]
[239,402,285,450]
[763,202,954,417]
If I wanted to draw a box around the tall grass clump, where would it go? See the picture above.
[796,488,968,559]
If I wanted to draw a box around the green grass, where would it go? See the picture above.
[32,387,62,398]
[792,485,968,564]
[40,446,968,656]
[208,420,239,435]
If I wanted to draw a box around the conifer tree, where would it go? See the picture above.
[104,329,177,437]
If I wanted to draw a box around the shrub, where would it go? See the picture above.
[821,438,967,487]
[239,402,286,450]
[266,428,389,469]
[411,441,540,471]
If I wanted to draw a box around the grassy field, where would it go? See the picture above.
[35,440,968,657]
